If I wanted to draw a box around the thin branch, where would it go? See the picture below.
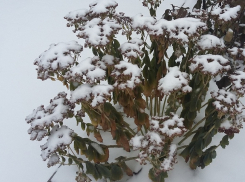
[47,164,62,182]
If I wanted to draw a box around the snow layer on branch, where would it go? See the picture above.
[197,35,225,50]
[112,61,141,89]
[26,92,75,139]
[34,41,83,80]
[89,0,118,16]
[132,14,206,44]
[189,54,230,75]
[230,71,245,95]
[41,125,74,161]
[151,114,186,138]
[228,47,245,60]
[131,14,156,30]
[219,114,245,135]
[90,143,105,155]
[130,113,185,167]
[211,89,244,116]
[47,154,60,168]
[64,9,88,27]
[78,17,121,47]
[65,56,106,83]
[158,66,192,95]
[150,18,206,43]
[160,144,177,171]
[119,38,144,59]
[70,84,113,107]
[101,54,118,65]
[28,129,47,141]
[211,5,241,21]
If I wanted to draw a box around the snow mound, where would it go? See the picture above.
[34,41,83,80]
[158,66,192,95]
[189,54,231,75]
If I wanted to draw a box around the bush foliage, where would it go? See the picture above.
[27,0,245,181]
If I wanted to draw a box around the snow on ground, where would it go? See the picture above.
[0,0,245,182]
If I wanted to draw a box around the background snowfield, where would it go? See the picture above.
[0,0,245,181]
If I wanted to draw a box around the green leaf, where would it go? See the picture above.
[228,133,234,139]
[74,140,80,154]
[149,168,168,182]
[203,153,212,166]
[77,139,87,151]
[96,164,111,179]
[86,162,101,180]
[81,122,86,130]
[92,47,98,56]
[194,138,203,156]
[111,164,123,181]
[220,135,229,149]
[61,156,66,163]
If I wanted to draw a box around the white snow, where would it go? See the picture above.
[77,17,121,47]
[89,0,118,16]
[34,41,83,80]
[65,56,106,83]
[189,54,231,75]
[211,5,241,21]
[41,125,74,161]
[26,92,74,133]
[112,61,142,89]
[158,66,192,95]
[47,154,60,168]
[70,84,114,107]
[90,142,105,155]
[132,14,206,44]
[119,38,144,59]
[197,35,225,50]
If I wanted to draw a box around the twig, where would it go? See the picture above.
[47,164,62,182]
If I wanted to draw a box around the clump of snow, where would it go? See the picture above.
[90,143,105,155]
[101,54,118,66]
[65,9,89,28]
[160,144,177,172]
[34,41,83,80]
[131,14,156,30]
[151,114,186,138]
[132,14,206,44]
[70,84,113,107]
[28,129,47,141]
[89,0,118,16]
[228,47,245,60]
[219,114,245,135]
[189,54,231,75]
[119,38,144,59]
[112,61,142,89]
[211,89,244,116]
[130,113,185,170]
[65,56,106,83]
[229,71,245,95]
[77,17,121,47]
[197,35,225,50]
[158,66,192,95]
[26,92,75,139]
[211,5,241,21]
[47,154,60,168]
[41,125,74,161]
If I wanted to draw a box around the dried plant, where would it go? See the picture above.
[27,0,245,181]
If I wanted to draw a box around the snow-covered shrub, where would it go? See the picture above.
[27,0,245,181]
